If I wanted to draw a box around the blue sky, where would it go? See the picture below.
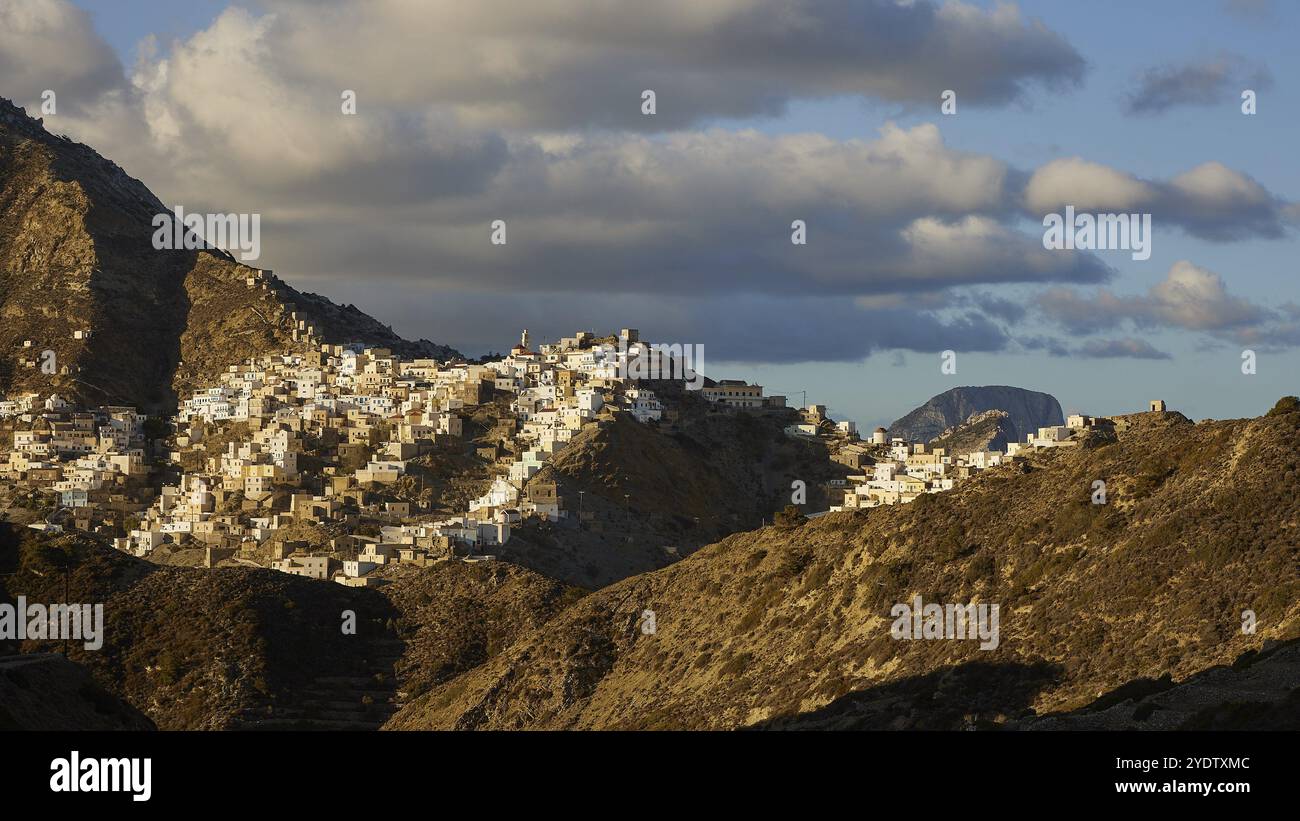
[692,1,1299,425]
[33,1,1300,427]
[71,0,227,57]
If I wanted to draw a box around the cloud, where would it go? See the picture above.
[108,105,1110,297]
[258,0,1085,131]
[1021,333,1171,360]
[0,2,1106,361]
[5,0,1296,367]
[1024,157,1157,213]
[316,284,1011,364]
[1037,260,1266,334]
[1076,338,1171,360]
[1017,334,1071,357]
[1124,52,1272,115]
[1024,158,1294,241]
[0,0,125,114]
[967,292,1029,323]
[5,3,1098,301]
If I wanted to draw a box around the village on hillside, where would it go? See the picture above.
[0,325,1169,586]
[819,407,1147,511]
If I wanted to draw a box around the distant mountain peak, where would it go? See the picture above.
[889,385,1063,447]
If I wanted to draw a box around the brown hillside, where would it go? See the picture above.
[0,523,577,729]
[387,403,1300,729]
[499,405,851,587]
[0,652,156,731]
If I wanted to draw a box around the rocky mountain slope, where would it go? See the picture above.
[0,522,577,730]
[0,98,455,412]
[929,409,1019,453]
[502,402,852,587]
[387,400,1299,730]
[1015,637,1299,731]
[0,652,156,730]
[889,386,1063,446]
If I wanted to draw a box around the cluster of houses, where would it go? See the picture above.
[5,323,1149,580]
[828,407,1142,510]
[831,437,991,510]
[0,327,780,586]
[785,403,856,438]
[0,393,151,535]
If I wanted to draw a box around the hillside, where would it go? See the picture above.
[501,404,852,587]
[387,400,1300,730]
[0,98,455,413]
[0,652,156,731]
[889,386,1063,445]
[0,523,577,729]
[930,409,1018,453]
[1015,637,1299,731]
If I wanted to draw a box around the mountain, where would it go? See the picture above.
[386,399,1300,729]
[0,98,456,413]
[929,409,1019,453]
[888,386,1063,446]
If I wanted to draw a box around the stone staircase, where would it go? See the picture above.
[234,638,406,731]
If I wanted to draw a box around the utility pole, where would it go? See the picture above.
[62,565,70,656]
[772,388,807,409]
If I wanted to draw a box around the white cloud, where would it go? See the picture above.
[1024,158,1293,241]
[1037,260,1270,335]
[1024,157,1157,213]
[4,0,1297,362]
[1148,260,1265,330]
[0,0,124,113]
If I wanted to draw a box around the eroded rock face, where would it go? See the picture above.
[929,409,1019,453]
[888,386,1064,445]
[0,98,457,413]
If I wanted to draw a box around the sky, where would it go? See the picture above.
[2,0,1296,429]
